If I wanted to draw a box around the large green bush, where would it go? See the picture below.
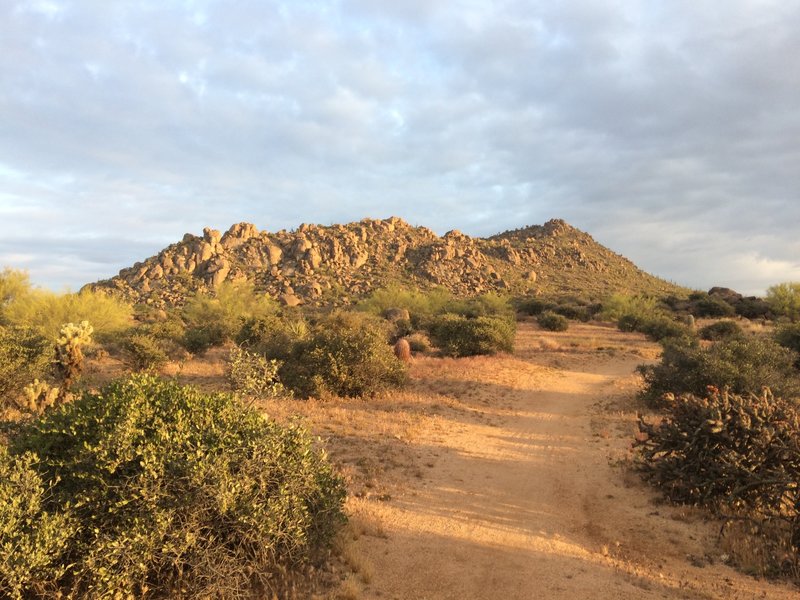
[0,325,52,411]
[766,282,800,322]
[638,337,800,407]
[1,376,346,598]
[280,312,406,398]
[428,314,515,357]
[227,346,286,398]
[536,311,569,332]
[237,313,309,362]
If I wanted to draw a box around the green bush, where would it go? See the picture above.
[699,320,744,341]
[182,281,277,352]
[638,337,800,407]
[599,293,660,323]
[516,297,553,316]
[688,293,736,318]
[636,389,800,576]
[358,284,453,327]
[2,375,346,598]
[237,314,309,362]
[280,312,406,398]
[775,323,800,354]
[536,311,569,332]
[428,313,516,357]
[124,334,169,371]
[0,325,52,412]
[227,346,286,398]
[0,447,75,599]
[637,316,694,342]
[406,332,431,353]
[766,282,800,322]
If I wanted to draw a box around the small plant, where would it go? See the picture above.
[20,380,60,415]
[406,332,431,353]
[637,315,694,342]
[428,314,516,356]
[699,320,744,341]
[536,311,569,332]
[227,346,286,398]
[1,375,346,598]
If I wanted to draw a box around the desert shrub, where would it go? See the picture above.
[447,293,514,319]
[637,316,694,342]
[767,282,800,322]
[775,323,800,355]
[552,304,591,322]
[617,313,644,332]
[636,389,800,576]
[280,312,406,398]
[2,375,346,598]
[406,332,431,353]
[0,447,75,599]
[359,284,453,327]
[599,293,660,323]
[3,288,131,342]
[516,297,553,316]
[689,293,736,318]
[699,320,744,341]
[182,281,277,352]
[428,314,515,357]
[735,296,771,320]
[0,268,33,319]
[227,346,286,398]
[237,314,309,362]
[0,325,52,410]
[536,311,569,332]
[638,337,800,407]
[124,333,169,371]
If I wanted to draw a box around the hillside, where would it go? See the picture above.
[91,217,685,306]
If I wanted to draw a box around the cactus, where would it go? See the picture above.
[20,379,60,414]
[55,321,93,400]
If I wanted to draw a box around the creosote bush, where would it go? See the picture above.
[428,314,515,357]
[636,388,800,576]
[536,311,569,332]
[227,346,286,398]
[0,325,51,412]
[0,375,346,599]
[699,320,744,341]
[280,312,407,398]
[638,337,800,407]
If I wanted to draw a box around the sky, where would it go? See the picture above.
[1,0,799,296]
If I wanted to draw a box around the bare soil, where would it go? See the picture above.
[142,320,798,599]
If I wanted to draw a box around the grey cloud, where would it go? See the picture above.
[0,0,798,295]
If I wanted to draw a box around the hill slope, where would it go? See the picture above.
[91,217,685,306]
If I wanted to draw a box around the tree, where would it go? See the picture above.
[766,282,800,321]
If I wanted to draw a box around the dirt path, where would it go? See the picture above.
[339,322,797,599]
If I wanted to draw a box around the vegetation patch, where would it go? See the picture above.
[536,311,569,332]
[636,388,800,577]
[0,375,346,599]
[699,320,744,341]
[428,313,515,357]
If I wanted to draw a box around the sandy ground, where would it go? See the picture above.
[322,321,798,600]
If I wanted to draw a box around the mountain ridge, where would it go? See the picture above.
[90,217,686,307]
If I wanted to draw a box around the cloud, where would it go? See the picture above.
[0,0,797,295]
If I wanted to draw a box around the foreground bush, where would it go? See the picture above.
[1,376,346,599]
[636,389,800,575]
[536,311,569,332]
[280,312,406,398]
[428,314,515,357]
[0,325,51,411]
[638,337,800,407]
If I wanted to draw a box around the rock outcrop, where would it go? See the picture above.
[90,217,683,307]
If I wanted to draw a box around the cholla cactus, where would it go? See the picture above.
[20,379,60,414]
[55,320,93,399]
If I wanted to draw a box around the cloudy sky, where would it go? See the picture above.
[1,0,798,295]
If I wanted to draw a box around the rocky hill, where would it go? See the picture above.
[90,217,685,307]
